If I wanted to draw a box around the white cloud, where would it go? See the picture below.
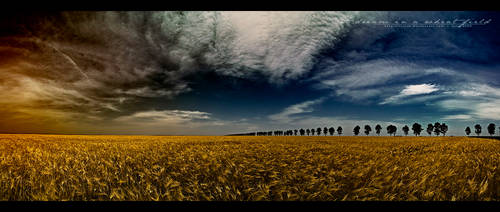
[456,83,500,97]
[314,59,464,103]
[115,110,211,124]
[458,90,483,97]
[442,114,473,120]
[381,84,439,105]
[318,60,419,89]
[114,85,191,98]
[268,98,325,122]
[474,100,500,120]
[439,100,500,121]
[217,11,356,82]
[400,84,439,96]
[437,99,472,111]
[437,84,500,121]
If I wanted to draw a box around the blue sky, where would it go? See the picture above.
[1,11,500,135]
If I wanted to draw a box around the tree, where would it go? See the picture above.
[402,125,409,136]
[337,126,343,136]
[375,124,382,136]
[440,123,448,136]
[306,129,310,136]
[426,124,434,136]
[311,128,315,135]
[474,124,482,136]
[487,123,496,136]
[465,127,471,136]
[433,122,441,136]
[317,127,322,136]
[412,123,422,136]
[323,127,328,136]
[387,125,397,136]
[364,125,372,136]
[299,128,305,136]
[328,127,335,136]
[294,129,298,136]
[353,125,360,136]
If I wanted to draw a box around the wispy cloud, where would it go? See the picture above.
[381,84,439,105]
[268,98,326,123]
[437,84,500,121]
[314,58,463,103]
[115,110,211,124]
[216,11,357,83]
[442,114,473,120]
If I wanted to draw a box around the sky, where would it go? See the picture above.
[1,11,500,136]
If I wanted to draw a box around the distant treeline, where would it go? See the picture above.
[227,122,500,137]
[226,132,257,136]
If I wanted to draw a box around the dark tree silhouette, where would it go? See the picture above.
[364,125,372,136]
[323,127,328,136]
[329,127,335,136]
[311,128,315,135]
[433,122,441,136]
[465,127,471,136]
[387,125,397,136]
[294,129,298,136]
[474,124,482,136]
[306,129,310,136]
[337,126,343,136]
[412,123,422,136]
[426,124,434,136]
[257,131,269,136]
[487,123,496,136]
[353,125,360,136]
[375,124,382,136]
[317,127,322,136]
[440,123,448,136]
[299,128,305,136]
[402,125,409,136]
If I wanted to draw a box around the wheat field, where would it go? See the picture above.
[0,134,498,201]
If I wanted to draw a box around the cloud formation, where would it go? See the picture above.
[0,11,362,132]
[439,84,500,120]
[2,11,500,134]
[268,98,326,123]
[381,84,439,104]
[400,84,439,96]
[115,110,211,124]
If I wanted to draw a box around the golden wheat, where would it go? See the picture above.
[0,134,498,201]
